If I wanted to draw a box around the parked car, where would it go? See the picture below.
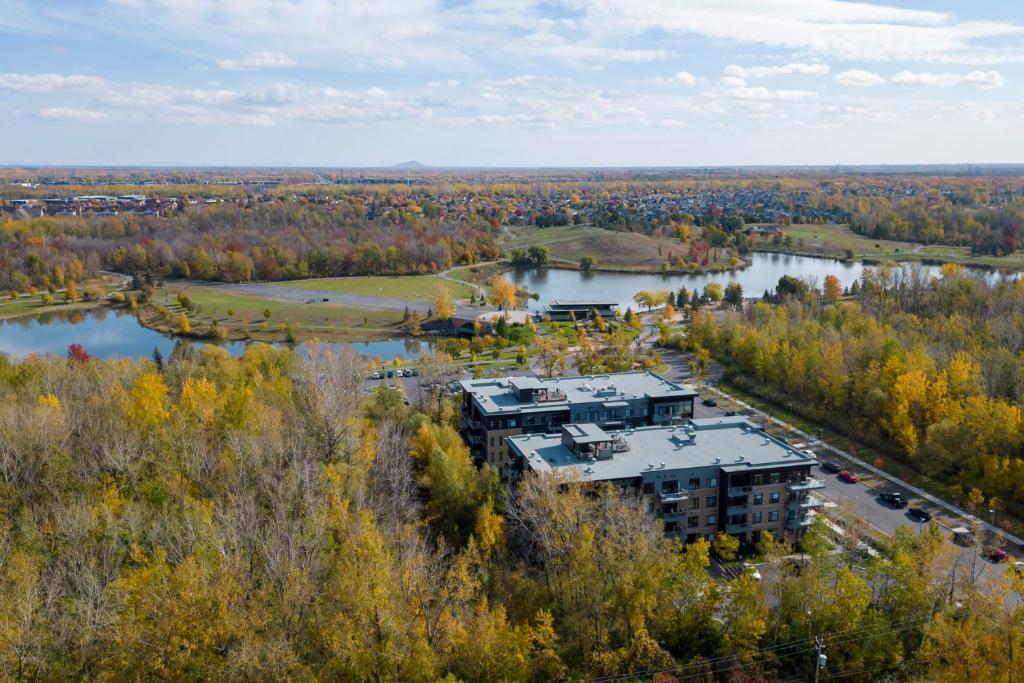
[879,491,907,508]
[385,370,394,378]
[702,398,717,407]
[907,507,932,522]
[368,371,382,380]
[838,470,859,483]
[742,562,762,581]
[1012,561,1024,576]
[410,368,419,376]
[951,526,975,546]
[983,546,1008,562]
[821,461,842,473]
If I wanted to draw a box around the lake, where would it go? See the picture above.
[508,252,942,312]
[0,254,976,359]
[0,307,437,361]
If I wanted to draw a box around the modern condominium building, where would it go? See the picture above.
[505,416,825,544]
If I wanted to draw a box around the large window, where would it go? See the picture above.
[769,492,780,504]
[769,511,779,522]
[706,514,717,526]
[706,496,717,508]
[753,493,763,505]
[688,516,699,528]
[753,512,762,523]
[688,477,701,490]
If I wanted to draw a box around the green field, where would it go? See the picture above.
[755,223,1024,270]
[155,285,406,341]
[277,275,474,301]
[503,224,734,271]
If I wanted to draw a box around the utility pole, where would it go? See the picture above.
[813,636,826,683]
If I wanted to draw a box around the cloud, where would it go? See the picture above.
[891,69,1004,88]
[38,107,108,121]
[217,51,296,71]
[573,0,1023,63]
[724,63,829,78]
[674,71,696,86]
[835,69,886,87]
[729,86,817,101]
[0,73,105,92]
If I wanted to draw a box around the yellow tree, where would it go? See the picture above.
[434,284,456,320]
[824,274,842,303]
[178,312,191,334]
[487,275,517,311]
[64,281,78,302]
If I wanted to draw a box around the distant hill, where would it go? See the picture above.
[390,160,430,170]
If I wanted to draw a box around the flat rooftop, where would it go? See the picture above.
[508,417,814,482]
[459,371,697,415]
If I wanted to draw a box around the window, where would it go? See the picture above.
[706,533,716,541]
[625,408,633,417]
[753,512,762,523]
[770,472,781,484]
[769,511,779,522]
[508,420,517,428]
[706,514,717,526]
[753,493,763,505]
[706,496,717,508]
[769,492,780,504]
[490,437,496,447]
[662,480,678,493]
[708,477,718,488]
[642,482,655,495]
[665,521,678,533]
[753,473,764,485]
[688,498,699,510]
[688,477,701,490]
[688,516,699,528]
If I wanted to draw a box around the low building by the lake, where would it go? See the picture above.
[458,371,696,477]
[545,300,617,321]
[506,416,824,544]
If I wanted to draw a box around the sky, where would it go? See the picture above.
[1,0,1023,167]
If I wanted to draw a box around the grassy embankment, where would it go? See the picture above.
[753,223,1024,270]
[277,274,475,301]
[502,224,746,273]
[143,286,397,343]
[0,275,128,321]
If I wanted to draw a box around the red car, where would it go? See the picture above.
[983,546,1008,562]
[838,470,859,483]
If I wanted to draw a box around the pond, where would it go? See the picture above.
[0,307,436,361]
[508,252,943,312]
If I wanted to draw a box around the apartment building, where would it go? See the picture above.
[505,416,824,544]
[458,371,697,477]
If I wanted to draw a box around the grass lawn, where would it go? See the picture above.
[276,275,475,301]
[156,284,406,341]
[503,224,737,271]
[755,223,1024,270]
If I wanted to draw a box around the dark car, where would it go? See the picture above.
[385,370,394,378]
[908,506,932,522]
[821,461,842,474]
[702,398,717,407]
[879,491,907,508]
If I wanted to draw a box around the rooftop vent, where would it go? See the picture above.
[714,456,721,463]
[737,454,745,462]
[584,466,594,474]
[659,462,666,469]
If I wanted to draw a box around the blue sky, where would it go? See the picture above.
[1,0,1023,166]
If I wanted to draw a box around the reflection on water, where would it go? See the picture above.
[0,307,436,361]
[509,253,945,312]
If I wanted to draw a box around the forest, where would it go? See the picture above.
[0,343,1018,681]
[683,263,1024,525]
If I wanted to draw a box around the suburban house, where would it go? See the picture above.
[506,416,824,544]
[458,371,697,478]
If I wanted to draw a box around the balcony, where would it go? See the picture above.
[659,491,688,504]
[727,485,753,497]
[660,510,689,521]
[726,504,751,516]
[788,496,824,510]
[787,478,825,492]
[785,512,816,531]
[726,523,750,535]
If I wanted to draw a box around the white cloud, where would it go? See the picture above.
[0,73,105,92]
[38,107,108,121]
[573,0,1023,63]
[835,69,886,87]
[892,69,1004,88]
[217,51,296,71]
[724,63,829,78]
[729,86,817,101]
[674,71,696,86]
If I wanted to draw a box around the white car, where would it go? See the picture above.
[743,562,762,581]
[1013,561,1024,576]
